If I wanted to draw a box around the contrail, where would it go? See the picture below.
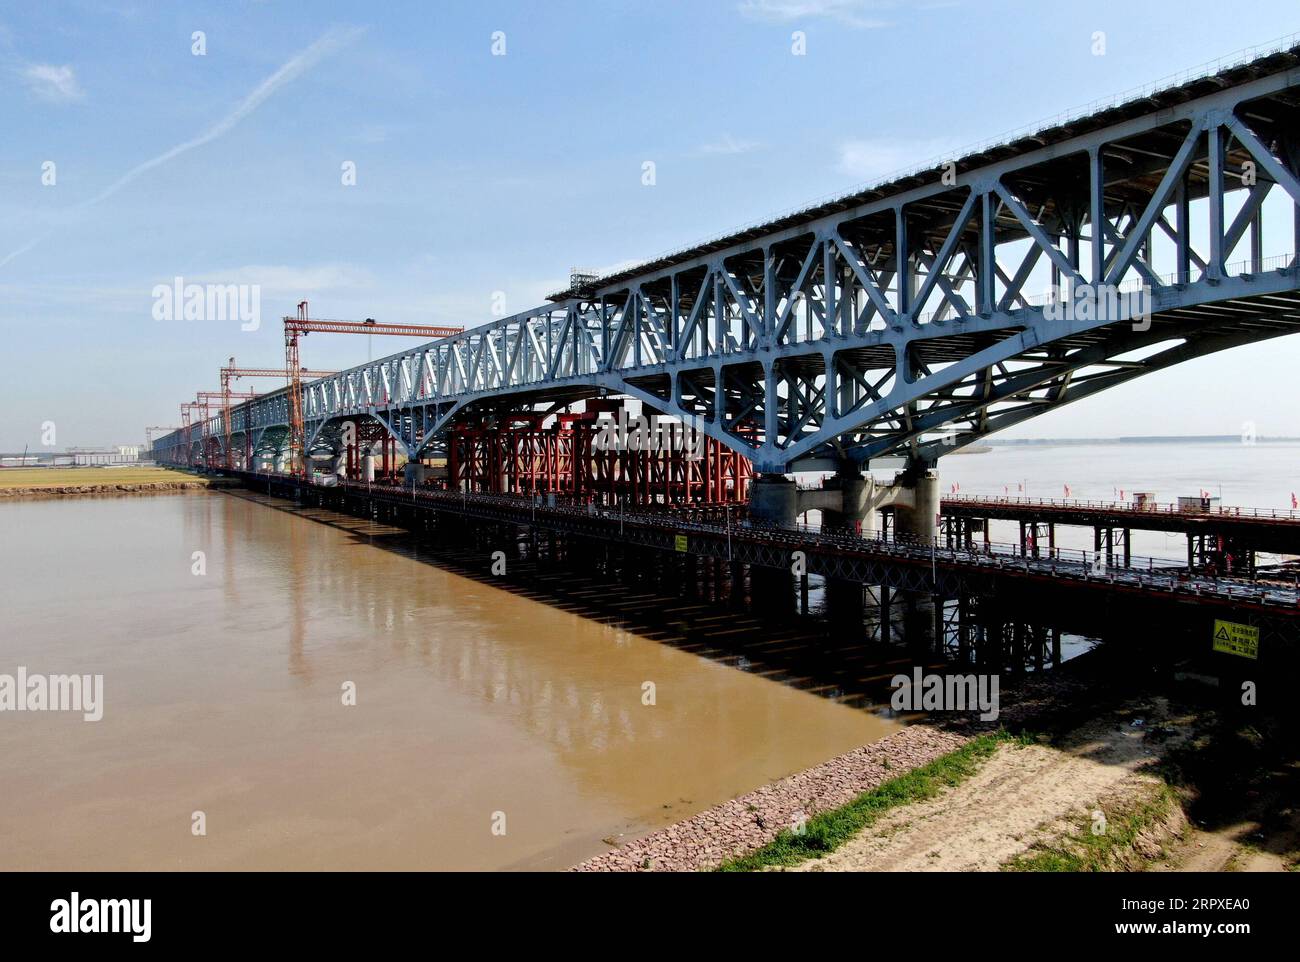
[1,25,363,269]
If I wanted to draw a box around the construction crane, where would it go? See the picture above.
[179,402,204,467]
[144,426,178,446]
[283,301,464,476]
[220,357,336,470]
[195,390,259,404]
[185,392,258,469]
[144,425,179,462]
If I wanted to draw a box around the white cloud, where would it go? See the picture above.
[738,0,893,28]
[1,26,363,269]
[22,63,84,102]
[837,136,964,181]
[700,133,761,155]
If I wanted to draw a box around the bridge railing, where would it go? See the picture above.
[302,475,1298,606]
[942,493,1300,521]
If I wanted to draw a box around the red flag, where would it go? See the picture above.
[1292,492,1297,509]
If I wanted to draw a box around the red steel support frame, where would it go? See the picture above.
[446,406,752,506]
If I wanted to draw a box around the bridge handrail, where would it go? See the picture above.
[941,493,1300,521]
[299,475,1298,607]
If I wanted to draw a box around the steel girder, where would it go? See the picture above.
[154,53,1300,473]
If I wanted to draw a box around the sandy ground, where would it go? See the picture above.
[791,699,1189,872]
[1165,827,1285,871]
[1155,805,1292,871]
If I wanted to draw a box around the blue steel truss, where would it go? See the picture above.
[155,45,1300,475]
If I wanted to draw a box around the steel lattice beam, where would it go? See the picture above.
[151,46,1300,474]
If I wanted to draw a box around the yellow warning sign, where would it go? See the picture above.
[1212,620,1259,660]
[674,535,688,553]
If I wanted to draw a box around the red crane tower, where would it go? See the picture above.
[283,301,464,476]
[190,391,258,468]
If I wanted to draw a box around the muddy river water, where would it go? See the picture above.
[0,492,894,870]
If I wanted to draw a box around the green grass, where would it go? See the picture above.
[716,730,1030,872]
[1002,781,1180,872]
[0,466,203,489]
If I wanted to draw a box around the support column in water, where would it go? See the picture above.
[404,460,427,487]
[821,468,876,629]
[748,472,798,525]
[892,460,941,650]
[746,473,798,615]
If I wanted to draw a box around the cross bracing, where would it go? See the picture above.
[154,45,1300,474]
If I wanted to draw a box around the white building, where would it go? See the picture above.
[71,446,142,466]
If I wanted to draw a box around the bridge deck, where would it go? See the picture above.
[234,470,1300,621]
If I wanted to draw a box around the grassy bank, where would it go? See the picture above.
[717,730,1029,872]
[0,466,205,489]
[1002,781,1181,872]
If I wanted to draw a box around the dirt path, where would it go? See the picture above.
[791,701,1184,872]
[1158,820,1289,872]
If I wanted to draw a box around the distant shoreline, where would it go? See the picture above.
[0,466,239,501]
[986,435,1299,447]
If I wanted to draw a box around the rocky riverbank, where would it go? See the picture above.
[574,724,969,871]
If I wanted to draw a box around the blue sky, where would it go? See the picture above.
[3,0,1300,448]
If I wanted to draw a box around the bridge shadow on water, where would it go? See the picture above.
[219,488,1300,868]
[224,489,950,716]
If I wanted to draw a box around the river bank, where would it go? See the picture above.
[576,671,1300,873]
[0,467,238,500]
[574,671,1096,871]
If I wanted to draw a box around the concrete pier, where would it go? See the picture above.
[746,474,797,615]
[748,474,798,525]
[891,462,941,649]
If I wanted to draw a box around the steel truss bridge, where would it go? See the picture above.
[154,43,1300,483]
